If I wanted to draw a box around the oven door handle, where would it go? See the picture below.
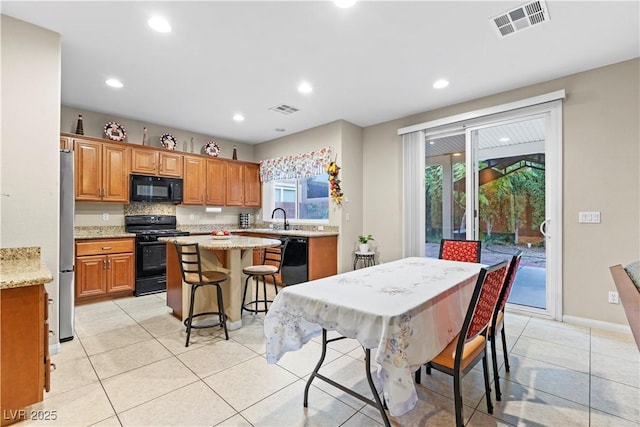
[137,241,169,246]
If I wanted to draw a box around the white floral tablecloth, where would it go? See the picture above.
[264,257,482,417]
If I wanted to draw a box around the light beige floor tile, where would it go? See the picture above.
[123,302,175,323]
[590,376,640,423]
[51,338,87,363]
[240,380,357,427]
[80,324,153,356]
[360,383,475,427]
[75,300,122,318]
[89,339,172,379]
[214,414,253,427]
[416,363,491,409]
[203,356,298,411]
[529,316,590,333]
[467,410,517,426]
[276,339,342,378]
[590,408,640,426]
[510,335,590,373]
[476,379,589,426]
[591,332,640,363]
[74,313,138,339]
[230,319,268,354]
[521,321,590,351]
[591,351,640,388]
[501,312,530,337]
[311,330,361,354]
[156,328,222,355]
[590,326,636,344]
[342,412,383,426]
[118,381,236,427]
[101,357,199,414]
[178,339,257,378]
[47,355,99,397]
[309,354,378,411]
[501,354,589,406]
[112,294,164,311]
[90,416,122,426]
[138,313,185,337]
[20,382,115,426]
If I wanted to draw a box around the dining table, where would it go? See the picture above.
[264,256,483,425]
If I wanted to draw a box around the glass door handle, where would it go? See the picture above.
[540,219,549,238]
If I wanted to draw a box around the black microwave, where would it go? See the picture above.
[130,174,183,204]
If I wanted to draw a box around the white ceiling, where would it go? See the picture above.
[2,1,638,145]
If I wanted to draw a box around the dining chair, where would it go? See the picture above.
[489,250,522,401]
[415,260,509,427]
[173,241,229,347]
[241,240,289,316]
[439,239,482,263]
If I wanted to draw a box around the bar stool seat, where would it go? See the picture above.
[173,241,229,347]
[354,251,376,270]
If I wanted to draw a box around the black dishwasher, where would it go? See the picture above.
[280,237,308,285]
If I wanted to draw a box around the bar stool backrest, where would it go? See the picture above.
[173,242,205,284]
[261,239,289,274]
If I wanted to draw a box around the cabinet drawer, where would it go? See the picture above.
[76,239,134,256]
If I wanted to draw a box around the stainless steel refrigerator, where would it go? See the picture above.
[59,151,75,341]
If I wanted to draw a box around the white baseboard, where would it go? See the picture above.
[49,342,61,355]
[562,315,632,334]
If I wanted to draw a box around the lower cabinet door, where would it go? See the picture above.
[107,253,135,293]
[76,255,107,298]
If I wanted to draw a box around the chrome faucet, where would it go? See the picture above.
[271,208,289,230]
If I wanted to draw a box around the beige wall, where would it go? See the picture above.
[362,58,640,326]
[1,16,62,342]
[61,106,254,162]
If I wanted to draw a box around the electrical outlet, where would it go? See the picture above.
[608,291,619,304]
[317,225,324,231]
[189,214,195,221]
[102,213,109,221]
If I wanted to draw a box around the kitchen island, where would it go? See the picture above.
[160,234,281,330]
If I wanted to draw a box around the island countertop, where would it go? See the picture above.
[158,234,282,250]
[182,227,339,238]
[0,247,54,289]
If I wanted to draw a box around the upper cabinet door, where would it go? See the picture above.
[182,156,205,205]
[243,163,261,207]
[205,159,226,205]
[131,149,158,175]
[101,143,130,202]
[74,139,102,201]
[225,162,244,206]
[158,152,183,177]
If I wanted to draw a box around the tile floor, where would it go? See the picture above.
[18,292,640,427]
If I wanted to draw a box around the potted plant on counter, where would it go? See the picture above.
[358,234,374,253]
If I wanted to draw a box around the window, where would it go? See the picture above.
[269,173,329,220]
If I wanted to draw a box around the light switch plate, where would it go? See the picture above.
[579,211,601,223]
[102,213,109,221]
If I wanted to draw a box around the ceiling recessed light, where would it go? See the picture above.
[105,78,123,88]
[148,17,171,33]
[433,79,449,89]
[499,137,510,142]
[334,0,357,8]
[452,152,462,157]
[429,140,435,145]
[233,114,245,122]
[298,82,313,94]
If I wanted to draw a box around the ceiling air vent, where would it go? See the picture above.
[491,0,550,38]
[269,104,299,115]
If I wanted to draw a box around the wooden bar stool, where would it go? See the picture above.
[173,241,229,347]
[241,240,288,316]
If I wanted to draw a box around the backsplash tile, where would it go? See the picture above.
[124,202,176,216]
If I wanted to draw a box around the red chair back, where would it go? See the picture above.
[466,262,508,341]
[499,252,523,311]
[439,239,482,263]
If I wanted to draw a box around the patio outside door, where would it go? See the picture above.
[424,105,561,319]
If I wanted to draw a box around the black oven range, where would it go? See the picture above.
[125,215,189,296]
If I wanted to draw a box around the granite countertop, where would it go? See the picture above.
[0,247,54,290]
[183,227,339,238]
[75,226,136,239]
[159,234,281,250]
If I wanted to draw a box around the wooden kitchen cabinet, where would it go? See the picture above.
[131,147,183,177]
[74,138,130,202]
[226,162,261,207]
[183,156,228,206]
[1,284,49,426]
[75,238,135,302]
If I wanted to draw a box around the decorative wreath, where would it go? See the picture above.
[326,159,344,205]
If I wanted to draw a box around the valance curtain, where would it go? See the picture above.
[259,147,332,182]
